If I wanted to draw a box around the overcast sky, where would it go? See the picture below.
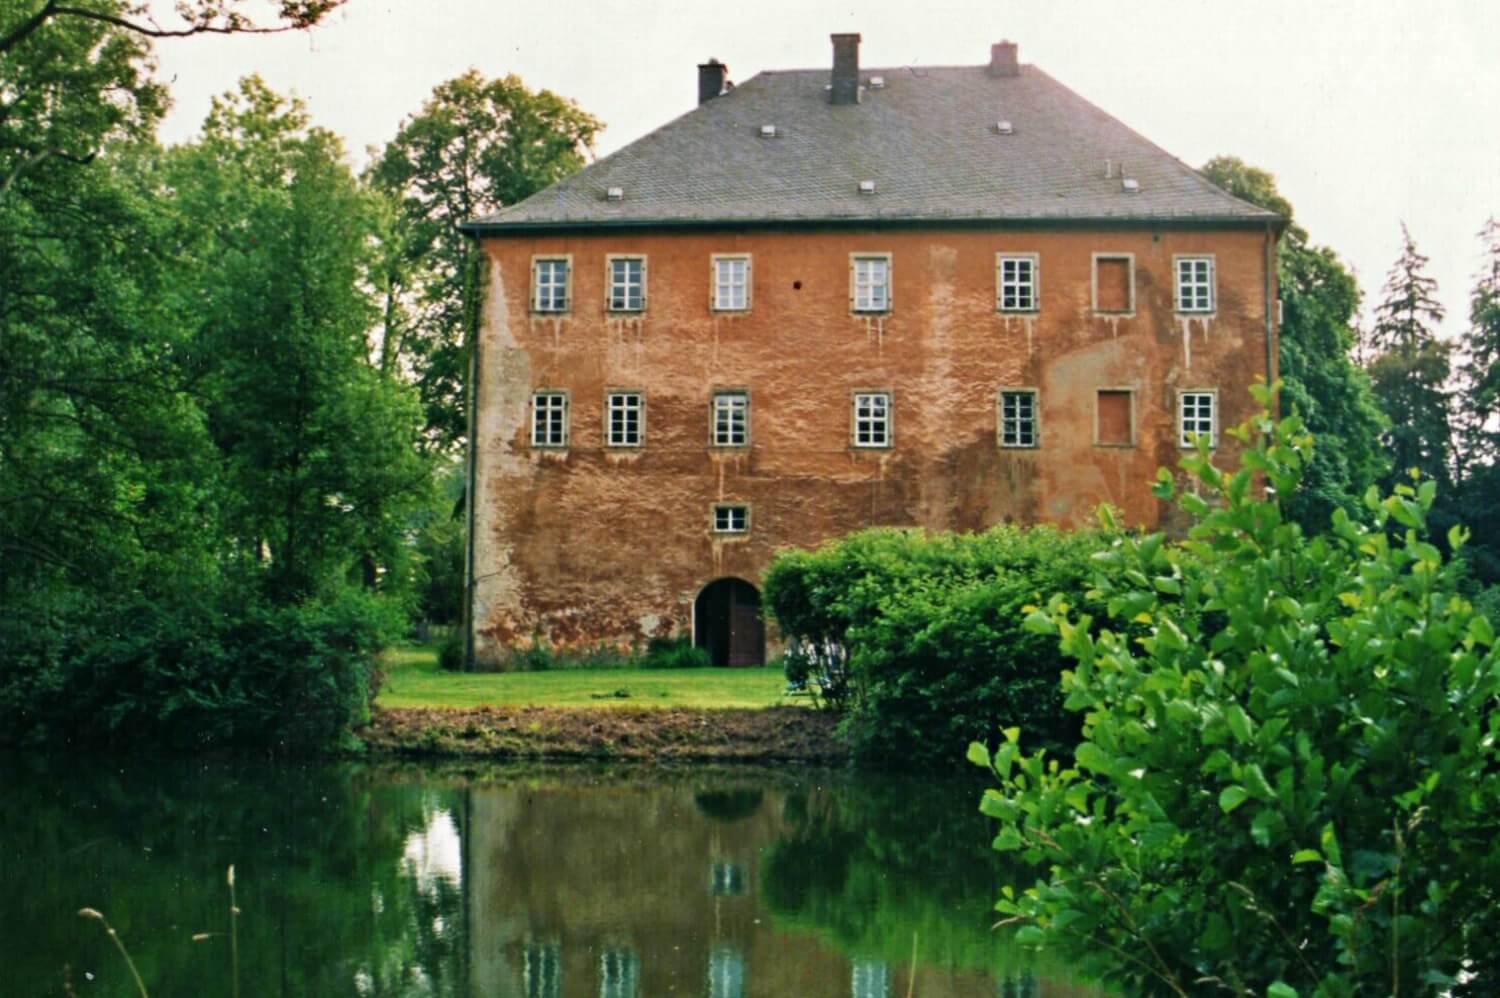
[149,0,1500,341]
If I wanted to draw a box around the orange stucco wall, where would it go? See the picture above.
[471,224,1275,664]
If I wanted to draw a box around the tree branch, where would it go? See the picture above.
[1,1,348,56]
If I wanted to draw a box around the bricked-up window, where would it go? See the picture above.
[605,391,644,447]
[713,504,749,533]
[999,389,1039,447]
[713,255,750,311]
[852,392,892,448]
[1176,256,1215,312]
[1180,390,1217,447]
[997,255,1038,312]
[608,256,646,311]
[1096,389,1135,446]
[712,392,749,447]
[1093,255,1134,314]
[533,258,570,313]
[530,391,568,447]
[851,255,891,312]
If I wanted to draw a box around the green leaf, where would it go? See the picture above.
[1224,703,1254,743]
[1219,785,1249,813]
[967,741,991,769]
[1267,982,1299,998]
[1292,849,1322,865]
[1012,925,1046,947]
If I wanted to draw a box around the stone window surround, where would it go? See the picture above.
[849,252,893,314]
[529,389,569,449]
[604,388,646,448]
[606,254,648,313]
[996,253,1040,313]
[997,387,1040,448]
[531,254,572,314]
[711,502,751,534]
[1174,254,1217,314]
[710,253,752,312]
[710,388,751,448]
[850,389,893,449]
[1090,252,1136,316]
[1178,387,1218,449]
[1094,386,1138,448]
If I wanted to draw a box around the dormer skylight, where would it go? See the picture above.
[606,186,624,201]
[858,179,876,195]
[994,120,1014,135]
[759,124,777,138]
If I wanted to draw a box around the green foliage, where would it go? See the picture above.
[764,525,1114,769]
[976,385,1500,995]
[1201,157,1387,530]
[1368,224,1453,491]
[641,636,713,670]
[0,582,403,751]
[366,70,601,447]
[437,629,465,673]
[1,4,427,752]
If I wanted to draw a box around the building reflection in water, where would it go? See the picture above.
[443,779,1100,998]
[854,959,891,998]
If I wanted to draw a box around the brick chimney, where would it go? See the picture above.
[989,40,1019,77]
[830,33,861,105]
[698,59,728,104]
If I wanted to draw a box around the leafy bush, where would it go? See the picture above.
[437,629,465,672]
[974,388,1500,996]
[764,523,1115,769]
[641,636,711,670]
[0,583,401,752]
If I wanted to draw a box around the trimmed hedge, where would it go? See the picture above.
[763,524,1115,769]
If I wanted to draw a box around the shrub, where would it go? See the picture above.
[438,629,465,672]
[974,388,1500,996]
[764,523,1115,769]
[641,636,711,670]
[0,583,401,752]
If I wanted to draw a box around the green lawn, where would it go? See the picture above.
[377,645,797,710]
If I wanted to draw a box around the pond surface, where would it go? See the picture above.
[0,755,1097,997]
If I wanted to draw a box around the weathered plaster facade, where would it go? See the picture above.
[469,224,1276,665]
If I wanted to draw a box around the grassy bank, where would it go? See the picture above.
[377,644,796,710]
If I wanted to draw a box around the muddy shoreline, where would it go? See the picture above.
[357,704,848,763]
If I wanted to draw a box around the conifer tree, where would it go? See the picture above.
[1367,225,1453,488]
[1457,218,1500,469]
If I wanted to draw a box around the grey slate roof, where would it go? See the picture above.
[464,63,1280,231]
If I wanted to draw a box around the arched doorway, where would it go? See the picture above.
[693,578,765,667]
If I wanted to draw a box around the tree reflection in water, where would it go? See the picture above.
[2,758,1099,998]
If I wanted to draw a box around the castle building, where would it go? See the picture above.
[462,35,1281,668]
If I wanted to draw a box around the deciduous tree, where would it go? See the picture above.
[366,71,601,448]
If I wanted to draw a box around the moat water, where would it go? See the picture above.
[1,755,1099,997]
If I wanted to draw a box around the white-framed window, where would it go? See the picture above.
[532,257,571,313]
[605,391,644,447]
[607,255,646,312]
[530,391,568,448]
[998,389,1039,448]
[852,392,892,448]
[712,255,751,311]
[1179,390,1217,448]
[713,504,749,533]
[712,391,749,447]
[1175,255,1215,313]
[997,254,1038,312]
[851,254,891,313]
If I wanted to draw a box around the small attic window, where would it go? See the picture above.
[994,120,1014,135]
[858,179,876,195]
[869,75,885,89]
[606,186,624,201]
[759,124,777,138]
[1121,178,1140,194]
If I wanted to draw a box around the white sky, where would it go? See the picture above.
[148,0,1500,341]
